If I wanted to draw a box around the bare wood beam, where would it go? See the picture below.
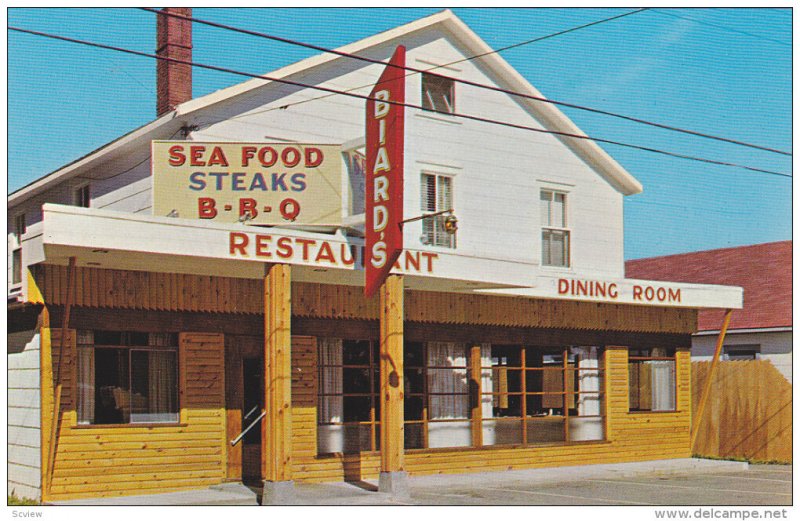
[691,309,733,449]
[46,256,76,494]
[262,263,293,483]
[379,274,404,473]
[469,344,483,447]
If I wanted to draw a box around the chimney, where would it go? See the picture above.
[156,7,192,117]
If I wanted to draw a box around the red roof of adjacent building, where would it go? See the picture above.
[625,241,792,332]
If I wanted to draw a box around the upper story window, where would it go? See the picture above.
[14,213,26,240]
[74,184,90,208]
[11,213,26,286]
[422,73,455,114]
[540,190,570,267]
[421,173,455,248]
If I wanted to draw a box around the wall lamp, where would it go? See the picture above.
[401,208,458,235]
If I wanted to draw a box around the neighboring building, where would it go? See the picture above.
[626,241,791,382]
[7,9,742,503]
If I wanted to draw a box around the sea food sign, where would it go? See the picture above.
[152,141,342,225]
[364,46,406,298]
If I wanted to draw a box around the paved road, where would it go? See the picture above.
[408,464,792,506]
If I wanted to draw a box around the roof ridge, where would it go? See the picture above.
[627,240,791,262]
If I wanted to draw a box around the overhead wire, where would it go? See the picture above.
[8,25,791,179]
[145,7,790,157]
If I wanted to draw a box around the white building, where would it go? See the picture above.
[8,9,741,503]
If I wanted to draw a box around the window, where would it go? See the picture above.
[77,330,179,425]
[482,345,604,445]
[406,342,471,449]
[540,190,570,267]
[318,339,379,453]
[724,345,760,361]
[420,173,455,248]
[421,73,455,114]
[343,148,366,216]
[11,213,26,286]
[317,339,604,454]
[74,184,90,208]
[628,348,676,412]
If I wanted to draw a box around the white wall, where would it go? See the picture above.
[7,24,629,295]
[8,331,41,501]
[692,330,792,383]
[188,27,626,277]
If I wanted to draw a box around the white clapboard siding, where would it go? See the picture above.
[8,17,628,281]
[8,331,41,501]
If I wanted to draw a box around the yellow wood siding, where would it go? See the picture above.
[290,345,693,483]
[33,265,696,334]
[44,330,227,501]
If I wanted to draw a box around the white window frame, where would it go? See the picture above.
[420,172,456,249]
[11,212,26,287]
[540,189,570,268]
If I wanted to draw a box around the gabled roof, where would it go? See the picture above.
[9,9,642,207]
[625,241,792,331]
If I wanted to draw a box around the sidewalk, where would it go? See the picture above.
[51,458,749,506]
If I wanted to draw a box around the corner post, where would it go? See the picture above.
[378,274,408,498]
[262,263,294,504]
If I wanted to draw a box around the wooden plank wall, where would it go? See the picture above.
[692,360,792,463]
[45,330,227,501]
[289,346,694,483]
[32,265,696,335]
[30,265,262,314]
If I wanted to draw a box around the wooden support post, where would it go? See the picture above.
[39,305,52,501]
[562,348,570,443]
[46,257,76,494]
[378,275,408,496]
[262,263,293,501]
[469,344,483,447]
[690,309,733,449]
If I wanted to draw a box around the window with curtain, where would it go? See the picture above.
[317,339,378,454]
[540,190,570,267]
[482,345,605,446]
[628,347,676,412]
[420,173,455,248]
[76,330,179,425]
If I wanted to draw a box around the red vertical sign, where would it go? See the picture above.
[365,46,405,298]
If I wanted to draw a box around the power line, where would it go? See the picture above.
[653,9,791,47]
[8,25,791,179]
[145,8,790,157]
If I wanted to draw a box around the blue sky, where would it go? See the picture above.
[7,7,792,259]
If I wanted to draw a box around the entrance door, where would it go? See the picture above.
[241,357,263,481]
[225,335,263,483]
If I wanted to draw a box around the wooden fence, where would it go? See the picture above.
[691,360,792,463]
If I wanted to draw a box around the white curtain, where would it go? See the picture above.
[318,338,343,423]
[427,342,468,420]
[572,346,600,416]
[650,348,675,411]
[147,351,176,419]
[480,344,493,419]
[76,330,95,425]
